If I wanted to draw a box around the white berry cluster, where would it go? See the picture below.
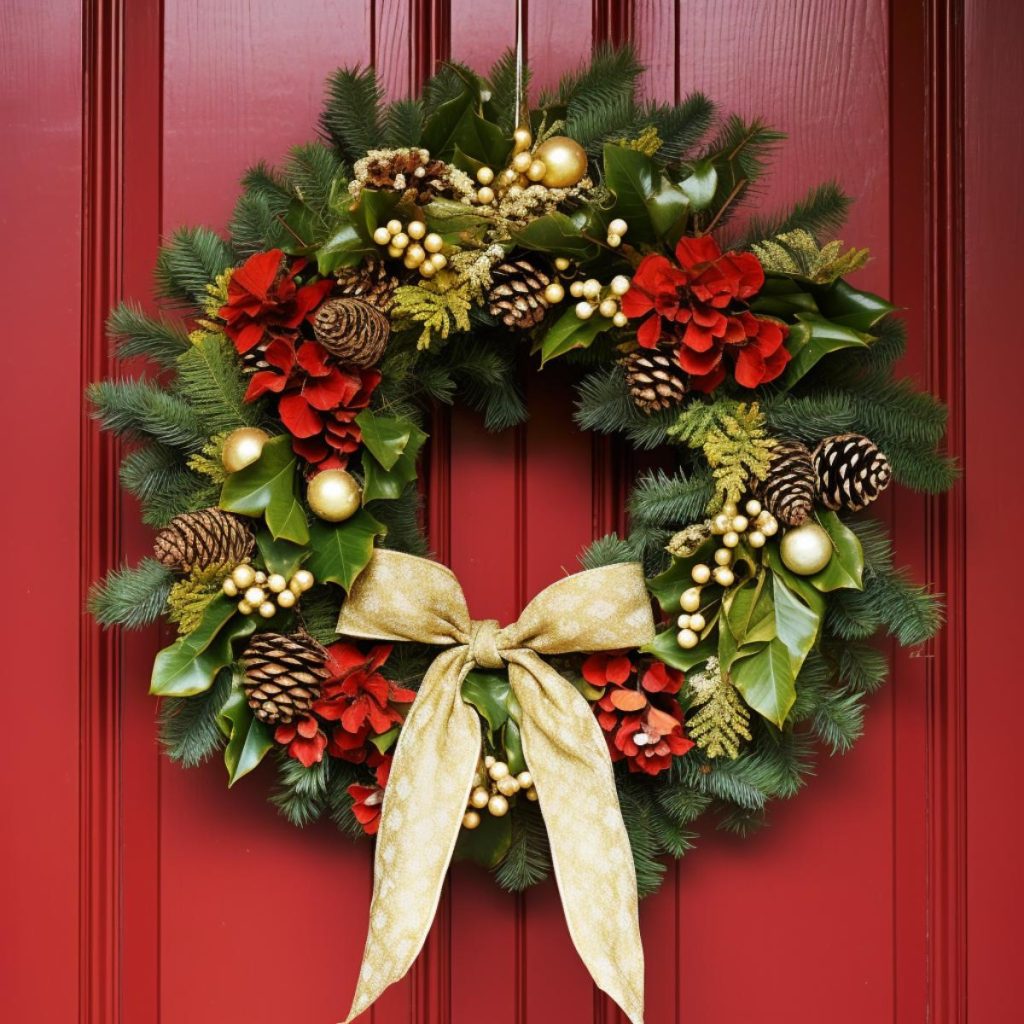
[571,273,630,326]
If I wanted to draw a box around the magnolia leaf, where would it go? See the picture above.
[454,807,513,867]
[772,574,820,668]
[354,410,414,470]
[723,573,776,651]
[808,510,865,592]
[603,144,688,242]
[423,197,493,242]
[317,221,375,274]
[503,719,526,774]
[218,686,274,786]
[151,596,257,697]
[220,434,309,544]
[361,421,428,503]
[420,83,479,160]
[305,509,386,591]
[451,112,512,168]
[679,158,717,211]
[642,627,716,671]
[461,670,510,739]
[538,304,612,366]
[731,638,797,729]
[764,546,827,618]
[646,540,717,615]
[255,531,308,578]
[814,279,897,332]
[511,211,601,260]
[780,313,873,389]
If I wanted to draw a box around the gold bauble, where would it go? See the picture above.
[470,787,490,809]
[488,794,510,818]
[222,427,270,474]
[462,811,481,830]
[533,136,588,188]
[780,522,833,575]
[307,469,361,522]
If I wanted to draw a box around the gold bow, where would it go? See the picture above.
[336,549,655,1024]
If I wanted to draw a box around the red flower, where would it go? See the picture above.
[621,235,790,392]
[220,249,332,355]
[587,654,693,776]
[348,756,392,836]
[274,714,328,768]
[314,643,416,763]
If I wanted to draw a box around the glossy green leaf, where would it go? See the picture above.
[354,410,414,471]
[537,304,612,366]
[420,84,478,161]
[454,807,513,868]
[370,726,399,755]
[602,144,688,242]
[218,686,274,786]
[808,510,865,592]
[503,720,526,774]
[511,211,601,260]
[461,670,510,739]
[422,197,493,243]
[451,112,512,168]
[305,509,386,591]
[723,573,776,651]
[731,638,797,729]
[763,546,826,618]
[220,434,309,544]
[255,531,308,578]
[317,190,400,274]
[645,540,717,615]
[361,422,428,503]
[814,279,897,332]
[780,313,874,389]
[679,159,717,211]
[150,596,257,697]
[772,574,820,667]
[642,627,716,671]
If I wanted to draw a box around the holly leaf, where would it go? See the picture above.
[220,434,309,545]
[422,197,493,243]
[304,509,386,591]
[218,685,274,786]
[255,531,308,578]
[454,808,513,868]
[317,190,400,274]
[642,627,716,671]
[602,144,689,243]
[813,279,897,332]
[679,158,717,211]
[451,112,512,168]
[645,540,717,615]
[537,304,612,366]
[779,313,874,389]
[461,670,510,739]
[511,211,600,260]
[361,421,428,502]
[150,596,257,697]
[354,410,414,470]
[420,80,480,161]
[808,510,865,592]
[730,638,797,728]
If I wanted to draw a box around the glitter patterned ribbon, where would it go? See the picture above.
[336,549,655,1024]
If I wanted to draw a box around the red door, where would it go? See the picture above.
[2,1,1019,1021]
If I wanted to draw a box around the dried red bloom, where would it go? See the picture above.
[274,713,328,768]
[348,756,392,836]
[586,654,693,776]
[621,235,790,392]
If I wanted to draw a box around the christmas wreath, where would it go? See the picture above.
[90,47,953,1021]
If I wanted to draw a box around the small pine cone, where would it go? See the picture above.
[486,259,552,329]
[758,440,817,526]
[240,632,330,726]
[620,349,688,414]
[364,149,450,204]
[153,508,255,572]
[312,297,391,367]
[812,433,893,511]
[334,259,398,312]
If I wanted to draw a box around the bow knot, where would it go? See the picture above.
[336,550,655,1024]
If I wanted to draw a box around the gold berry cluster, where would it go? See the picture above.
[371,217,447,278]
[570,272,630,326]
[221,563,315,618]
[470,127,589,207]
[461,755,537,830]
[676,498,779,650]
[605,216,629,248]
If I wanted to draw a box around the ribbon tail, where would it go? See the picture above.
[508,654,645,1024]
[342,647,479,1023]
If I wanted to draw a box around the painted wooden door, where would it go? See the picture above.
[2,1,1020,1022]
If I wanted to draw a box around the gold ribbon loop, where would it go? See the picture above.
[337,549,655,1024]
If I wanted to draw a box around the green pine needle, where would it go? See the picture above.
[158,669,232,767]
[495,803,551,891]
[155,226,234,309]
[739,181,852,248]
[320,66,384,162]
[175,333,262,436]
[88,378,205,450]
[574,367,679,450]
[89,558,173,629]
[107,301,190,368]
[271,754,332,827]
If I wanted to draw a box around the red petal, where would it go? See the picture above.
[636,314,663,348]
[296,715,320,739]
[610,689,648,711]
[675,235,721,270]
[245,370,288,401]
[278,394,323,437]
[231,249,284,300]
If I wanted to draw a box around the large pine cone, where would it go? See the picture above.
[620,349,688,414]
[363,149,450,205]
[334,259,398,312]
[241,632,330,726]
[813,433,892,511]
[153,508,255,572]
[487,259,552,330]
[312,297,390,367]
[757,440,817,526]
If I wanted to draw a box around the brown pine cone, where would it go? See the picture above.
[363,149,450,205]
[334,259,398,312]
[240,632,330,726]
[312,297,390,367]
[812,433,892,511]
[486,258,552,330]
[620,348,688,414]
[153,508,255,572]
[757,440,817,526]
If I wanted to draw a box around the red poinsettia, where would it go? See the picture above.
[585,654,694,776]
[348,755,392,836]
[274,714,328,768]
[314,643,416,764]
[219,248,332,355]
[621,234,790,392]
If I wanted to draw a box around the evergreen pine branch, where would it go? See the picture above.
[826,588,882,641]
[88,378,206,450]
[812,689,866,754]
[326,761,366,838]
[382,99,425,148]
[270,753,331,827]
[653,780,713,824]
[617,779,667,896]
[139,474,218,528]
[320,66,385,162]
[494,803,551,891]
[545,43,642,121]
[579,533,636,570]
[284,142,344,216]
[239,161,293,207]
[648,803,697,858]
[624,522,673,576]
[432,337,527,430]
[700,116,785,229]
[89,558,173,628]
[158,669,231,767]
[574,367,678,449]
[297,587,345,646]
[371,484,428,557]
[864,570,944,646]
[229,193,284,257]
[107,301,190,368]
[155,226,234,309]
[119,443,204,517]
[715,806,766,837]
[487,49,532,133]
[787,650,831,722]
[628,467,715,530]
[175,333,262,435]
[646,92,715,164]
[422,62,477,117]
[833,641,889,694]
[737,181,852,249]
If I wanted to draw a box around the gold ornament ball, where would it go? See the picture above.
[748,530,766,549]
[713,566,735,587]
[608,217,628,237]
[470,787,490,809]
[606,234,622,248]
[405,243,426,266]
[254,570,267,584]
[714,547,732,566]
[237,600,254,615]
[526,788,539,801]
[677,613,692,629]
[484,754,496,768]
[544,282,565,304]
[386,218,403,236]
[527,159,548,182]
[462,811,481,830]
[372,226,392,245]
[407,219,426,240]
[512,151,533,173]
[244,586,265,605]
[476,166,495,185]
[723,531,740,548]
[222,578,239,597]
[575,301,594,320]
[761,518,779,537]
[266,573,287,593]
[292,568,315,592]
[569,280,585,298]
[497,775,520,796]
[554,257,571,271]
[732,515,749,533]
[516,771,533,789]
[476,186,495,205]
[276,588,296,609]
[780,522,833,575]
[222,427,270,474]
[610,275,631,296]
[231,563,256,590]
[513,126,533,152]
[711,513,731,534]
[419,260,437,278]
[387,244,403,259]
[598,298,618,318]
[424,232,443,253]
[488,794,510,817]
[488,760,510,781]
[680,587,702,613]
[533,136,588,188]
[677,628,698,649]
[582,278,602,301]
[430,252,447,270]
[691,563,711,585]
[723,501,739,518]
[258,601,276,619]
[307,469,361,522]
[689,612,706,632]
[392,231,409,250]
[612,311,628,328]
[745,499,762,517]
